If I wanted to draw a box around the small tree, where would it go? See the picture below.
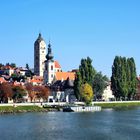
[12,85,27,103]
[81,83,93,105]
[0,83,13,103]
[93,72,109,100]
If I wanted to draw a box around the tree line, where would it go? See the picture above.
[74,56,138,104]
[0,83,50,103]
[74,57,109,105]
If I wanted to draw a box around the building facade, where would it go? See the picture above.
[44,43,75,85]
[34,33,46,77]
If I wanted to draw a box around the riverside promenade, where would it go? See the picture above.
[0,101,140,107]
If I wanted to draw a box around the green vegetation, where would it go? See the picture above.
[93,72,109,100]
[111,56,137,100]
[74,57,109,103]
[81,83,93,105]
[74,57,95,104]
[0,106,47,114]
[94,102,140,109]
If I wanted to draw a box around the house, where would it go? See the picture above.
[102,82,115,101]
[135,76,140,100]
[29,76,43,86]
[4,66,15,76]
[50,78,76,103]
[0,77,7,84]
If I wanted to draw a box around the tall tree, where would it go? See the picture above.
[127,58,137,100]
[79,57,96,85]
[74,71,82,100]
[111,56,137,100]
[74,57,96,101]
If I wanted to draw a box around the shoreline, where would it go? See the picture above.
[0,101,140,114]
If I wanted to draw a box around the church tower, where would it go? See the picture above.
[34,33,46,76]
[44,42,55,84]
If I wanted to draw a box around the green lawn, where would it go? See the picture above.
[0,106,47,113]
[94,102,140,109]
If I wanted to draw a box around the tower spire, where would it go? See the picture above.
[46,41,54,61]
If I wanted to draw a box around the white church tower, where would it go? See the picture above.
[44,42,55,84]
[34,33,46,76]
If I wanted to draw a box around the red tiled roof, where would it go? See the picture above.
[55,72,75,81]
[55,61,61,69]
[0,77,6,83]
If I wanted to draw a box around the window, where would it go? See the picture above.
[51,74,53,78]
[51,65,53,70]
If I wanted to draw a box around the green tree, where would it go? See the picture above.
[12,85,27,103]
[10,63,16,68]
[93,72,109,100]
[74,57,96,101]
[111,56,137,100]
[79,57,96,85]
[74,71,82,100]
[127,58,137,100]
[81,83,93,105]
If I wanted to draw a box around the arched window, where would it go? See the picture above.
[51,65,53,70]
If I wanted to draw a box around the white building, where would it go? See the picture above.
[34,33,46,77]
[44,42,75,85]
[102,83,115,101]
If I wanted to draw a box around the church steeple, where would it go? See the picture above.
[46,41,54,61]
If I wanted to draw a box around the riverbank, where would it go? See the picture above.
[0,106,48,114]
[94,101,140,109]
[1,101,140,113]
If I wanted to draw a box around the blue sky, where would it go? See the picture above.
[0,0,140,77]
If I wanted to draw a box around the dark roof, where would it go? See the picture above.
[51,78,74,91]
[35,33,44,44]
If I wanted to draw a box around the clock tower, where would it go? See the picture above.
[34,33,46,76]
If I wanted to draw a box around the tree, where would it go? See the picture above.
[74,71,82,100]
[10,63,16,68]
[0,83,13,103]
[74,57,96,101]
[127,58,137,100]
[93,72,109,100]
[79,57,96,85]
[12,85,27,103]
[111,56,137,100]
[81,83,93,105]
[33,86,50,102]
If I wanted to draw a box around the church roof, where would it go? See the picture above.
[54,61,61,69]
[55,72,75,81]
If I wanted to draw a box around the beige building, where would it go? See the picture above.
[34,33,46,77]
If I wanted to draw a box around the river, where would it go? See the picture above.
[0,107,140,140]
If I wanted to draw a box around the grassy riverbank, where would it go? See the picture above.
[0,106,47,114]
[94,102,140,109]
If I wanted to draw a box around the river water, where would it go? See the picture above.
[0,107,140,140]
